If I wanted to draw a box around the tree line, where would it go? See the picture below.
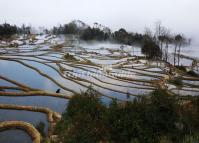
[51,20,144,44]
[0,23,32,39]
[52,20,111,41]
[0,21,190,65]
[51,20,189,63]
[0,23,18,38]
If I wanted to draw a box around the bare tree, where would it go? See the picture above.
[174,34,183,66]
[155,21,167,42]
[144,27,153,38]
[164,35,172,62]
[155,21,170,60]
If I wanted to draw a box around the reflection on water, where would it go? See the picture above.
[0,60,61,92]
[0,96,68,113]
[0,109,48,135]
[0,129,32,143]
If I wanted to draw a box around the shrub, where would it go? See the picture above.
[0,23,18,37]
[54,88,199,143]
[55,86,108,143]
[36,121,46,137]
[180,96,199,135]
[107,99,156,143]
[187,70,199,77]
[175,65,187,72]
[50,44,64,50]
[149,89,178,139]
[141,39,162,59]
[80,27,109,41]
[169,77,183,87]
[63,53,77,61]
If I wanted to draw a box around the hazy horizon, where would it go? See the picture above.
[0,0,199,43]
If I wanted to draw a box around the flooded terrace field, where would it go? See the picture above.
[0,34,199,143]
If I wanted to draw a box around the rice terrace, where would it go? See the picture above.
[0,0,199,143]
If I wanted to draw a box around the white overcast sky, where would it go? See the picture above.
[0,0,198,39]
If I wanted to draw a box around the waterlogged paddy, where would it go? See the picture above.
[0,109,48,134]
[0,35,199,142]
[0,96,68,113]
[0,130,32,143]
[0,60,72,95]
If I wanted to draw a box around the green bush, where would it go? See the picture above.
[169,77,183,87]
[55,86,108,143]
[55,88,199,143]
[141,39,162,59]
[187,70,199,77]
[36,121,46,138]
[175,65,187,72]
[0,23,18,37]
[180,97,199,135]
[149,89,178,139]
[64,53,77,61]
[80,27,110,41]
[107,99,156,143]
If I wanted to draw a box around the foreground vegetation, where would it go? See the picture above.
[53,87,199,143]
